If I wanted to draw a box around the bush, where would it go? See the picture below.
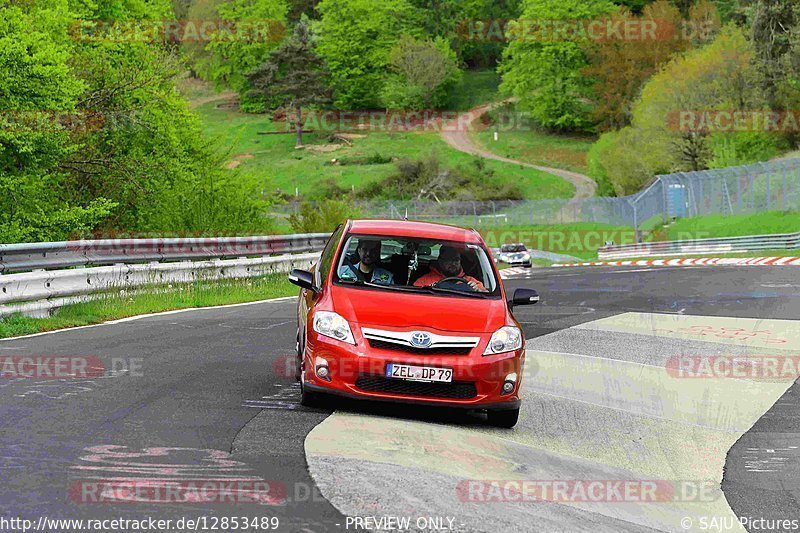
[357,152,524,201]
[586,132,620,197]
[288,199,356,233]
[708,132,789,168]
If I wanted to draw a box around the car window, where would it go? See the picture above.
[334,234,499,297]
[501,244,526,253]
[317,224,344,285]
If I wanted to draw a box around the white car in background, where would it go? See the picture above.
[495,243,532,268]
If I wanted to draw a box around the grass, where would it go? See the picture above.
[193,77,575,201]
[0,274,295,339]
[659,211,800,241]
[471,103,596,173]
[197,102,574,200]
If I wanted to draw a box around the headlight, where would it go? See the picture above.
[483,326,523,355]
[313,311,355,345]
[521,253,530,260]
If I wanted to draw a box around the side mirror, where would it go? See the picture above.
[509,288,539,309]
[289,269,317,292]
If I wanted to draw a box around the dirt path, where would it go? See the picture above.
[440,101,598,201]
[188,91,238,109]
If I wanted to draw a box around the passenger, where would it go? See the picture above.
[338,239,394,285]
[413,245,487,292]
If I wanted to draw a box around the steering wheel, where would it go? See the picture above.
[434,276,470,286]
[432,276,475,292]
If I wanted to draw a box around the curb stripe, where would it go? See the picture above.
[552,257,800,269]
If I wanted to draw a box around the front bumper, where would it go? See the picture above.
[303,332,524,410]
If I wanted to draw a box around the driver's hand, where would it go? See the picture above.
[467,280,488,292]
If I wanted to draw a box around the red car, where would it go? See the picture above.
[288,219,539,428]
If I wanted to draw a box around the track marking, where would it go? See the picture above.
[305,312,800,533]
[575,312,800,350]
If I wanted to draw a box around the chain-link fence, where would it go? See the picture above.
[277,158,800,238]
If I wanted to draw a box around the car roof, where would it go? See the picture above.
[346,219,484,244]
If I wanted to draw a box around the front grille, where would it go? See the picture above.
[368,339,473,356]
[355,374,477,399]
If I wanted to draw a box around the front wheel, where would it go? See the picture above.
[299,371,325,408]
[294,332,302,382]
[487,408,519,428]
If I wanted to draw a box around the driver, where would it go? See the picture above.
[413,245,487,292]
[338,238,394,285]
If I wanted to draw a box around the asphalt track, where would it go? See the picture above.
[1,266,798,532]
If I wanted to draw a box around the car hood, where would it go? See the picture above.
[330,285,507,334]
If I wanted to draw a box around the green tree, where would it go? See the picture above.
[458,0,523,67]
[193,0,288,100]
[287,0,321,22]
[583,1,719,131]
[248,17,331,147]
[0,0,114,242]
[499,0,617,132]
[749,0,800,110]
[382,35,461,109]
[593,27,764,194]
[0,0,277,242]
[315,0,423,109]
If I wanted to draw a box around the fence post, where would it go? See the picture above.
[783,165,788,211]
[767,170,772,211]
[736,171,742,213]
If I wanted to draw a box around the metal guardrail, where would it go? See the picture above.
[0,234,331,318]
[598,232,800,260]
[0,234,331,274]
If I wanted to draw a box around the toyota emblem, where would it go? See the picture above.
[410,331,433,348]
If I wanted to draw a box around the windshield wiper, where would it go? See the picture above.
[420,285,492,299]
[339,279,429,293]
[339,278,491,298]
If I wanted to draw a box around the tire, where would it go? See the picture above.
[299,366,326,408]
[487,408,519,428]
[299,381,325,408]
[294,332,302,382]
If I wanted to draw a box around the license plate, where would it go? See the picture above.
[385,363,453,383]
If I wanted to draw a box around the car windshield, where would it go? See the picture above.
[501,244,526,253]
[334,234,500,297]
